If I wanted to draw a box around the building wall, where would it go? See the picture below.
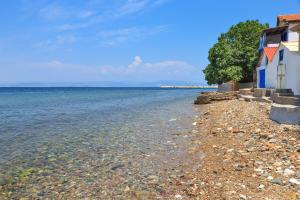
[265,51,279,89]
[284,47,300,95]
[268,44,300,95]
[288,23,300,41]
[257,54,267,88]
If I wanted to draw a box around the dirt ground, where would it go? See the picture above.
[178,99,300,200]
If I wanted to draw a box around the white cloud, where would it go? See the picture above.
[99,25,168,46]
[78,10,94,18]
[5,56,200,83]
[38,3,66,21]
[55,0,169,31]
[36,35,77,50]
[128,56,143,68]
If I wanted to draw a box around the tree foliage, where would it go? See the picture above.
[203,20,269,84]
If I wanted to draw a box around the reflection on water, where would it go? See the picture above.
[0,87,208,199]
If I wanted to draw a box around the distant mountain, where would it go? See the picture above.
[0,80,207,87]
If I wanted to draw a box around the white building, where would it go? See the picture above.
[256,47,278,89]
[259,41,300,95]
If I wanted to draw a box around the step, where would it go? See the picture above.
[270,104,300,125]
[276,89,293,94]
[239,88,253,96]
[273,95,300,106]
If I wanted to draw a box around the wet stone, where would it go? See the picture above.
[111,163,125,171]
[271,178,283,185]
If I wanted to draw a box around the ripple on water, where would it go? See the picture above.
[0,88,211,198]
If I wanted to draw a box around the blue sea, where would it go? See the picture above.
[0,87,210,199]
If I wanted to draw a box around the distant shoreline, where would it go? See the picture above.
[160,85,217,89]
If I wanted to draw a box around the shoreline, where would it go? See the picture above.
[176,99,300,199]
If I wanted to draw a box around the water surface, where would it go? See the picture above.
[0,87,209,199]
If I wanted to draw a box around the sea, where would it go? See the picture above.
[0,87,212,199]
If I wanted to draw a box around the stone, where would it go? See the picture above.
[283,169,295,177]
[258,184,265,189]
[0,176,7,186]
[239,194,247,200]
[148,175,159,185]
[271,178,283,185]
[111,163,125,171]
[124,186,130,192]
[289,178,300,185]
[175,194,183,199]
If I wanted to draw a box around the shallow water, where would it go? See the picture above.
[0,87,210,199]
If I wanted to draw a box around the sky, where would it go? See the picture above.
[1,0,300,86]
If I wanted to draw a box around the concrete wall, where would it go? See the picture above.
[268,44,300,95]
[265,50,278,89]
[283,47,300,95]
[270,104,300,125]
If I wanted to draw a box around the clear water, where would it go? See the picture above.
[0,87,210,199]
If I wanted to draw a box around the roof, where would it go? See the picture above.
[277,14,300,26]
[282,42,299,52]
[261,26,288,36]
[263,47,278,61]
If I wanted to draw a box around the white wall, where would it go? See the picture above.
[265,51,279,89]
[263,44,300,95]
[284,47,300,95]
[288,23,300,42]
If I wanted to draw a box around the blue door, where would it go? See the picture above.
[259,69,265,88]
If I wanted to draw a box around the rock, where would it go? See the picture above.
[111,163,125,171]
[271,178,283,185]
[175,194,183,199]
[194,91,239,104]
[124,186,130,192]
[268,138,277,143]
[258,184,265,189]
[148,175,159,185]
[289,178,300,185]
[239,194,247,200]
[0,176,7,186]
[283,169,295,177]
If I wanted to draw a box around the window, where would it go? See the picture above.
[279,49,284,63]
[281,31,288,42]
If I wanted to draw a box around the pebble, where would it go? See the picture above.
[258,184,265,189]
[148,175,159,185]
[289,178,300,185]
[283,168,295,177]
[0,177,7,186]
[239,194,247,200]
[175,194,183,199]
[111,163,125,171]
[271,178,283,185]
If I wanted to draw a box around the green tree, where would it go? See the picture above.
[203,20,269,85]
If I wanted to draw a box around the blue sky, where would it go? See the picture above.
[1,0,300,86]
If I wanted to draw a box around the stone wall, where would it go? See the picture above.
[194,91,239,104]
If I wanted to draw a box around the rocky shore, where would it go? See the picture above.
[176,99,300,199]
